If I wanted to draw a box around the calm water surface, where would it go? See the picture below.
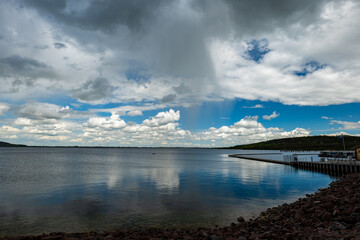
[0,148,334,236]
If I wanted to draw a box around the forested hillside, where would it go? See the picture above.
[230,136,360,151]
[0,141,27,147]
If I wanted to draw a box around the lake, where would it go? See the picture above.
[0,148,334,236]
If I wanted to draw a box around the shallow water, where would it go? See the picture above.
[0,147,334,236]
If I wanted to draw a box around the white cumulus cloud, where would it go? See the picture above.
[142,109,180,127]
[127,110,143,116]
[331,120,360,130]
[85,113,126,130]
[263,111,280,120]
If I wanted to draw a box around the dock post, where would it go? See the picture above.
[331,164,334,174]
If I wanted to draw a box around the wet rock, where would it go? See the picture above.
[248,233,261,239]
[237,217,245,223]
[332,209,339,216]
[41,235,63,240]
[210,234,220,240]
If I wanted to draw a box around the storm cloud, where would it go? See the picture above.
[72,78,115,102]
[13,0,359,106]
[54,42,67,49]
[0,55,50,76]
[24,0,169,32]
[0,0,359,146]
[0,0,360,105]
[0,55,56,92]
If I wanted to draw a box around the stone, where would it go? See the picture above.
[338,223,347,230]
[210,234,220,240]
[42,235,64,240]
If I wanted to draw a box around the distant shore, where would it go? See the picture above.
[4,174,360,240]
[2,135,360,150]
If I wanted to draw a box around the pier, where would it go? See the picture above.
[229,152,360,176]
[294,160,360,175]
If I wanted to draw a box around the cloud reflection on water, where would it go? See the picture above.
[0,148,334,236]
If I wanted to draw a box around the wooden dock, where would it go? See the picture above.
[294,161,360,175]
[229,154,360,175]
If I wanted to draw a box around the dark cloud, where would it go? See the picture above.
[0,55,54,81]
[160,94,176,103]
[34,45,49,50]
[149,21,215,79]
[0,55,47,71]
[25,0,328,37]
[53,42,66,49]
[8,0,353,108]
[173,83,191,95]
[221,0,329,36]
[25,0,169,33]
[72,77,114,102]
[23,0,328,83]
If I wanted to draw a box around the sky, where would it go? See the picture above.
[0,0,359,147]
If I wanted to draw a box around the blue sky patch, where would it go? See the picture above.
[244,39,270,63]
[125,62,151,82]
[295,61,327,77]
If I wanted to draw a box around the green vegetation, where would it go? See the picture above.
[0,141,27,147]
[229,136,360,151]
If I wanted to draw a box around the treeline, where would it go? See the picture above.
[229,136,360,151]
[0,141,27,147]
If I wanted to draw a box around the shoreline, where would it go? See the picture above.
[3,174,360,239]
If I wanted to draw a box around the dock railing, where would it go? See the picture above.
[230,151,360,175]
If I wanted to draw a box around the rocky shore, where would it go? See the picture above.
[3,174,360,240]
